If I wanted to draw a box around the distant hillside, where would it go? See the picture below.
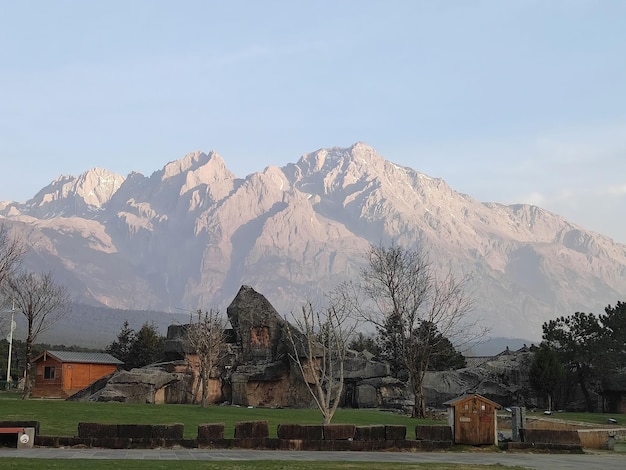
[10,303,189,348]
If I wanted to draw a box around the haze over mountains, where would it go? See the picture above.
[1,143,625,341]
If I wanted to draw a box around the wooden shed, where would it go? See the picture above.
[32,350,123,398]
[444,393,501,445]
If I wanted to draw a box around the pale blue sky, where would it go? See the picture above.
[1,0,625,243]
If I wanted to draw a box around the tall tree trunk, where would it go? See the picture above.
[577,366,594,412]
[201,368,209,408]
[411,369,427,418]
[191,368,201,404]
[22,334,33,399]
[547,393,552,412]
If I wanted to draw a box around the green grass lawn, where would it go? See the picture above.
[0,460,527,470]
[524,411,624,426]
[0,391,441,439]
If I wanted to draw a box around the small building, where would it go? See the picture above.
[32,350,123,398]
[444,393,501,445]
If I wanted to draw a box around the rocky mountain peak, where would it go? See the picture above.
[1,143,624,341]
[19,167,125,218]
[157,151,236,199]
[162,151,218,179]
[294,142,383,176]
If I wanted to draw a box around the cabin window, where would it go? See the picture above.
[44,366,55,379]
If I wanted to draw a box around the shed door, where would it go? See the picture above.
[455,399,494,445]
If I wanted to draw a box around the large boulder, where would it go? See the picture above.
[344,350,389,380]
[97,367,191,404]
[227,285,291,363]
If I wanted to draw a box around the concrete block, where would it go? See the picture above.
[17,427,35,449]
[385,425,406,440]
[118,424,153,439]
[234,421,269,439]
[77,422,118,438]
[198,423,225,440]
[355,425,386,441]
[323,424,355,440]
[152,423,184,439]
[277,424,323,440]
[415,425,452,442]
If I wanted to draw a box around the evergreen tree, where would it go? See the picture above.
[106,320,135,368]
[542,311,603,411]
[376,313,405,377]
[347,332,382,356]
[529,342,565,411]
[126,322,165,369]
[417,321,466,371]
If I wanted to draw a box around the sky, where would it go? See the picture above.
[1,0,625,243]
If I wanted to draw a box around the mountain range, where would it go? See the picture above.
[1,142,625,341]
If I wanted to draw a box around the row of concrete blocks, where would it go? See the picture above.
[76,421,453,442]
[34,436,453,451]
[31,422,454,450]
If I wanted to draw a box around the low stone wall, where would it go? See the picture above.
[519,417,626,450]
[505,429,583,452]
[33,421,454,451]
[577,429,626,450]
[415,425,453,442]
[77,422,184,439]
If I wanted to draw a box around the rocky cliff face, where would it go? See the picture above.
[1,143,625,339]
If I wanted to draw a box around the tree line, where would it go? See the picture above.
[530,301,626,412]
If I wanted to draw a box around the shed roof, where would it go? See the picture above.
[443,393,501,409]
[34,350,123,365]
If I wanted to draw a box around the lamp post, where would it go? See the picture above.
[5,300,15,389]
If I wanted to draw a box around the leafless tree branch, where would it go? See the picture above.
[7,270,71,399]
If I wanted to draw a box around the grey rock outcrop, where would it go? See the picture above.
[94,366,191,404]
[423,346,534,408]
[72,285,536,409]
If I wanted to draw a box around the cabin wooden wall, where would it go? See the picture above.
[32,357,64,398]
[32,360,118,398]
[62,363,118,394]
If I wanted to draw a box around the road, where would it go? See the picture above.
[1,448,626,469]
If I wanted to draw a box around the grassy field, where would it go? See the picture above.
[0,460,527,469]
[0,391,441,439]
[525,411,624,426]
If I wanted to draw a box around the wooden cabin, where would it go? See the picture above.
[32,350,123,398]
[444,393,501,446]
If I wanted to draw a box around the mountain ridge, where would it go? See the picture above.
[1,143,624,340]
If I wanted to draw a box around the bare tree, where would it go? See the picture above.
[186,308,227,407]
[348,244,485,418]
[0,223,25,292]
[7,271,71,399]
[286,300,357,424]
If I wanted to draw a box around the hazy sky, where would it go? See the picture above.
[2,1,625,243]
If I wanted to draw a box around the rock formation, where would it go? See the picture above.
[72,285,536,410]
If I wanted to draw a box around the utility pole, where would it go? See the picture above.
[5,299,15,390]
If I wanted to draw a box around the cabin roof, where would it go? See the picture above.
[443,393,501,409]
[34,350,123,365]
